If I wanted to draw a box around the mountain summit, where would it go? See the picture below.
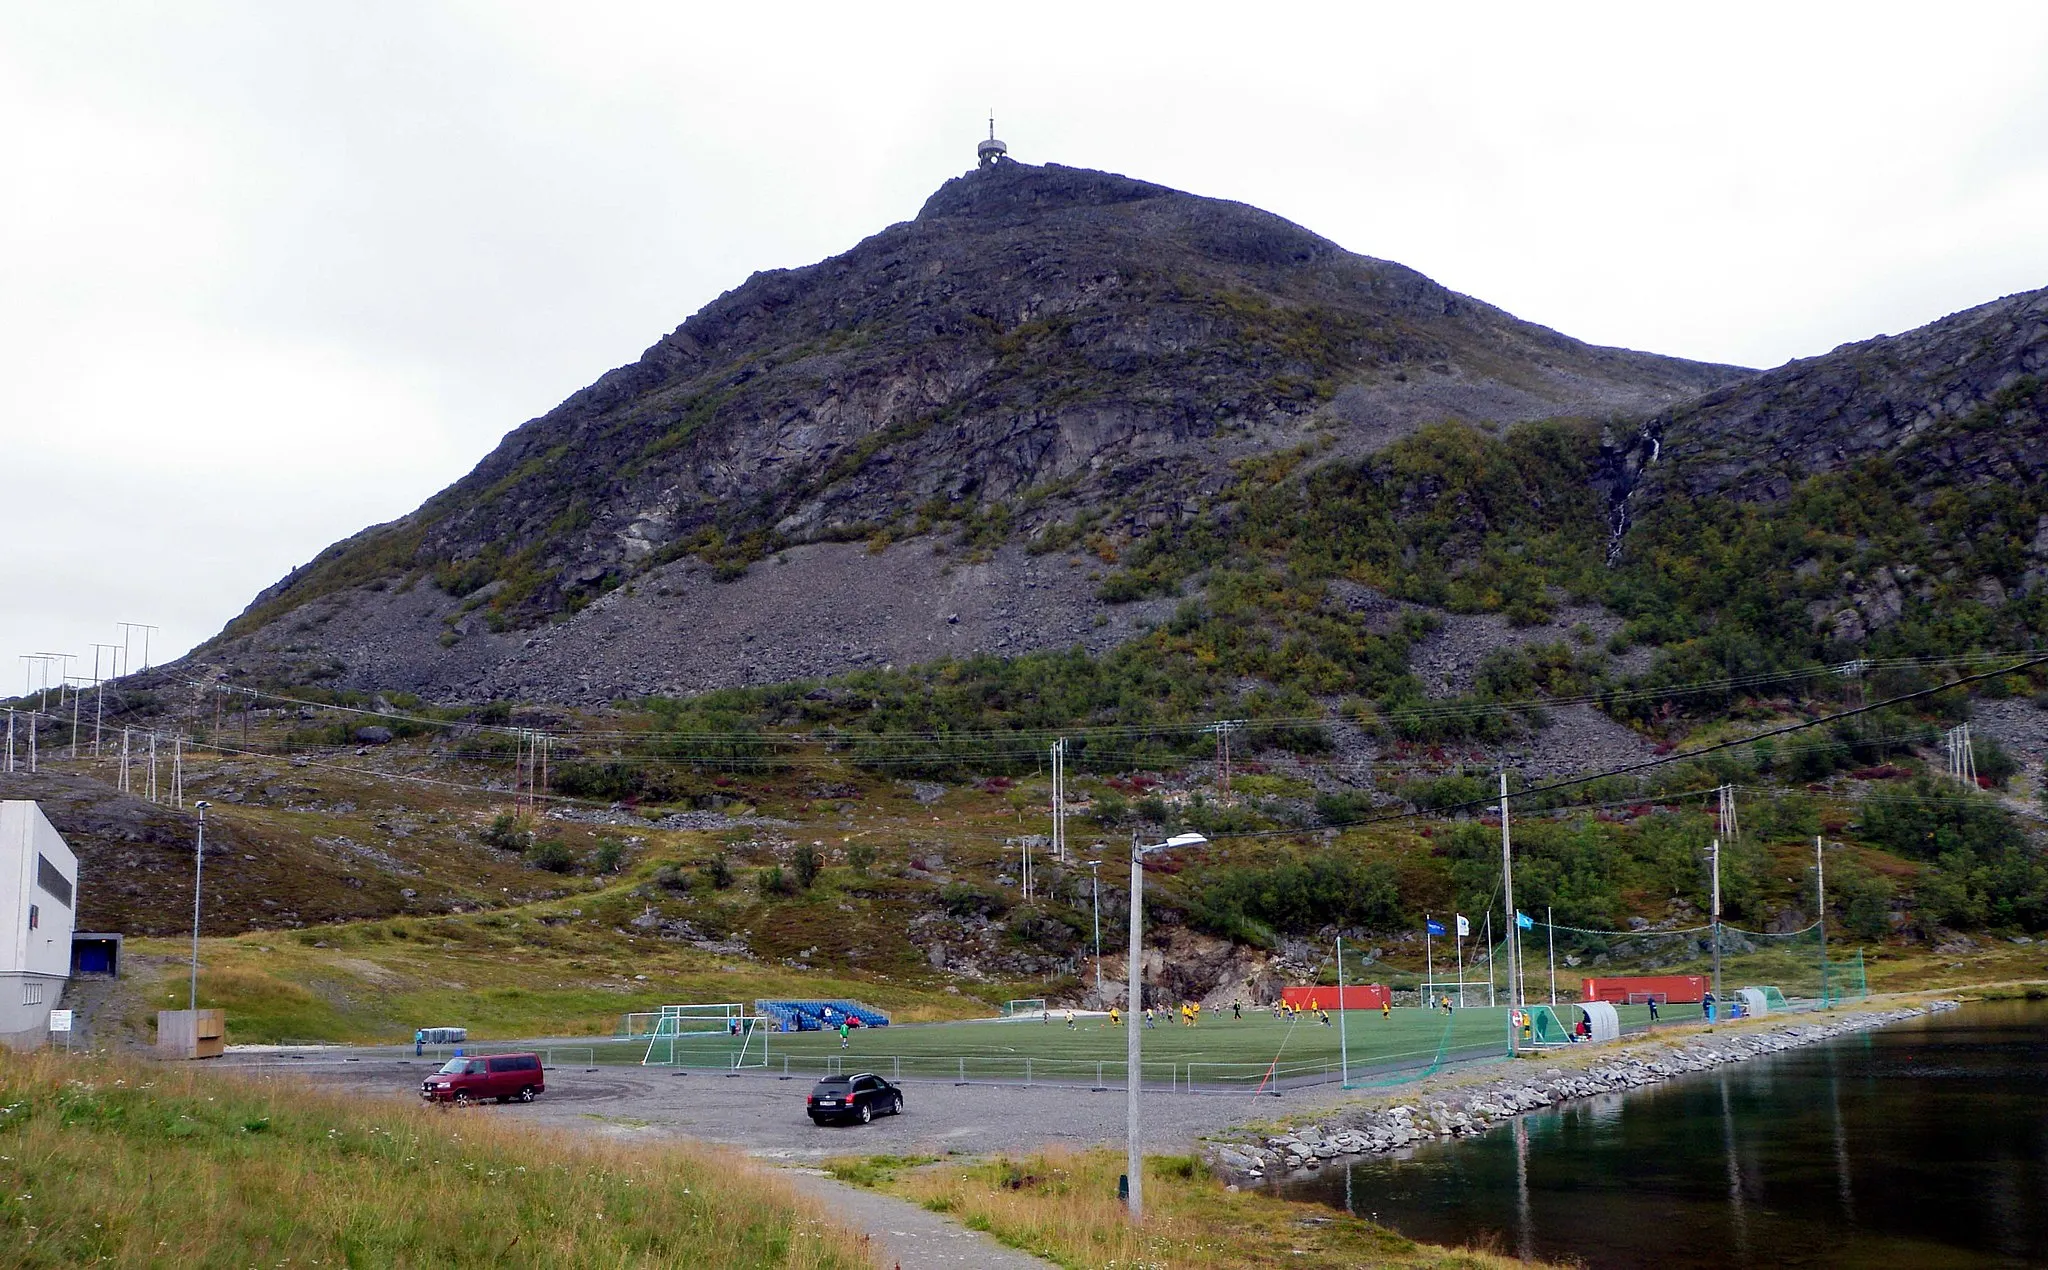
[208,159,1745,700]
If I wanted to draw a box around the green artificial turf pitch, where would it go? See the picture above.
[606,1004,1680,1085]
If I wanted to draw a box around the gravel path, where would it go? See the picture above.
[779,1168,1053,1269]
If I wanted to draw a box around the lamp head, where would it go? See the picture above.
[1135,831,1210,859]
[193,799,211,810]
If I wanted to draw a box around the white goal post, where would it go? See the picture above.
[640,1004,765,1067]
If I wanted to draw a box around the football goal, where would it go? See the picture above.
[641,1004,766,1068]
[1002,998,1048,1018]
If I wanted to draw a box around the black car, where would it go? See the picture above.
[807,1073,903,1125]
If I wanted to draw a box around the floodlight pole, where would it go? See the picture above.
[1710,836,1723,1022]
[1499,772,1519,1054]
[1336,935,1351,1088]
[190,801,212,1012]
[1087,860,1103,992]
[1547,906,1556,1005]
[1816,836,1829,1007]
[1126,834,1144,1221]
[1125,829,1206,1225]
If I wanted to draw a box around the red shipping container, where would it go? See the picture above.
[1580,974,1708,1004]
[1279,985,1390,1011]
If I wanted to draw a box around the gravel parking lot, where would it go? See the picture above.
[237,1053,1307,1162]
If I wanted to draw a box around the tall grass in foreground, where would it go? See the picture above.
[845,1146,1542,1270]
[0,1050,869,1268]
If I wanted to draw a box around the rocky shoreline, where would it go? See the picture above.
[1207,1001,1960,1183]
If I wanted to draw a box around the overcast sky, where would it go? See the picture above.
[6,2,2047,688]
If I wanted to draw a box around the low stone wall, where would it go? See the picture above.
[1208,1000,1958,1182]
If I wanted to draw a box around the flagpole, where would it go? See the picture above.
[1425,915,1433,999]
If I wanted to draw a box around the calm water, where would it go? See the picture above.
[1276,1000,2048,1268]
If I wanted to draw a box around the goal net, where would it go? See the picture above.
[1002,998,1048,1018]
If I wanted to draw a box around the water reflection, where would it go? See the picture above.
[1828,1045,1854,1223]
[1273,1001,2048,1268]
[1721,1079,1748,1259]
[1515,1115,1531,1262]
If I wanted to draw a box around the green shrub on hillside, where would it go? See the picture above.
[479,812,532,851]
[701,853,735,890]
[1830,859,1896,939]
[1856,780,2048,930]
[791,843,823,889]
[1192,853,1402,943]
[526,837,576,873]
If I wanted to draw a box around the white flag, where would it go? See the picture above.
[1455,914,1470,938]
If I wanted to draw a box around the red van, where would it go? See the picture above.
[420,1052,545,1104]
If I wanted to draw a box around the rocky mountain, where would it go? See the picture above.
[1602,286,2048,652]
[1622,287,2048,504]
[197,157,1746,701]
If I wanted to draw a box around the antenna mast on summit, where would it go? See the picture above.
[977,113,1008,168]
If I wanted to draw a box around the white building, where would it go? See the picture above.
[1,801,77,1036]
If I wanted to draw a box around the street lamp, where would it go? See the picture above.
[190,801,211,1012]
[1086,860,1102,993]
[1126,829,1207,1224]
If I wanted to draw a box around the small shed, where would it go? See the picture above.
[158,1008,225,1059]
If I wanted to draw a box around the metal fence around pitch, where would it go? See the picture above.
[218,1043,608,1071]
[702,1052,1382,1093]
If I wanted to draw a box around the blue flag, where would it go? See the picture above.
[1426,919,1446,936]
[1516,911,1534,930]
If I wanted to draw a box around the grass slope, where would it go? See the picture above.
[831,1147,1546,1269]
[0,1050,868,1268]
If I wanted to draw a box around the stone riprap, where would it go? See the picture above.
[1206,1001,1959,1183]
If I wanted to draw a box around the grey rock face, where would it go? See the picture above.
[1609,287,2048,532]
